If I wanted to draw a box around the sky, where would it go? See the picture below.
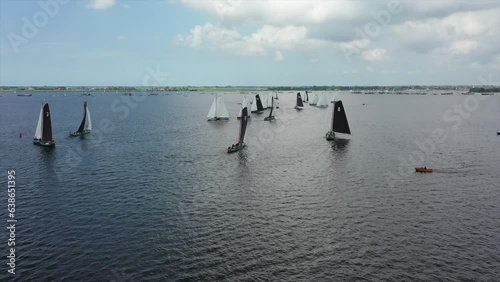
[0,0,499,86]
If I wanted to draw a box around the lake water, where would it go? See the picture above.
[1,91,499,281]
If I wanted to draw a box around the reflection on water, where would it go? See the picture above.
[330,137,350,151]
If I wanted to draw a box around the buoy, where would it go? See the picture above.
[19,133,22,138]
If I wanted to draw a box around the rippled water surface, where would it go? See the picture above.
[1,91,500,281]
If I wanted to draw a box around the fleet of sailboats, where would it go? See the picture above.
[33,103,55,147]
[69,101,92,137]
[25,91,357,153]
[326,100,351,140]
[207,94,230,121]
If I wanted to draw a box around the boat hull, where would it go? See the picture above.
[33,139,55,147]
[69,130,90,137]
[227,144,245,153]
[207,117,230,121]
[294,106,303,110]
[325,131,335,140]
[497,132,500,135]
[264,116,275,121]
[415,167,433,173]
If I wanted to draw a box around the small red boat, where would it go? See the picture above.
[415,167,433,173]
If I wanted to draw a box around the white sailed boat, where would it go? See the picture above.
[261,93,268,110]
[310,93,319,106]
[316,93,329,108]
[237,96,251,120]
[207,94,230,121]
[267,92,273,108]
[69,101,92,136]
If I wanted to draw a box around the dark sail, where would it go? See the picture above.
[332,100,351,134]
[256,94,264,112]
[77,101,87,133]
[42,103,54,142]
[275,91,278,100]
[238,107,248,145]
[269,97,274,117]
[296,93,304,107]
[305,91,309,102]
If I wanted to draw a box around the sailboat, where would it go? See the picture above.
[275,91,279,100]
[69,101,92,137]
[228,107,248,153]
[310,93,319,106]
[261,93,268,110]
[267,93,273,108]
[316,93,328,108]
[304,91,309,103]
[33,103,55,147]
[294,92,304,110]
[207,94,230,121]
[237,96,251,120]
[264,97,276,121]
[250,94,264,114]
[326,100,351,140]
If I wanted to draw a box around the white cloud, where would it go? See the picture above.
[391,8,498,55]
[274,51,284,61]
[449,40,478,55]
[361,48,387,62]
[86,0,116,10]
[180,0,362,26]
[177,23,331,56]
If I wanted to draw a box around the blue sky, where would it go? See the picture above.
[0,0,499,86]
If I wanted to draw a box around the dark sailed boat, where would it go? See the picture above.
[33,103,55,147]
[304,91,309,103]
[326,100,351,140]
[228,107,248,153]
[69,101,92,137]
[251,94,264,113]
[294,92,304,110]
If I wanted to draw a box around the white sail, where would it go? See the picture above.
[85,105,92,131]
[215,95,229,119]
[207,95,218,120]
[331,93,337,103]
[238,96,249,119]
[310,94,319,105]
[251,95,258,112]
[261,94,268,109]
[34,104,43,139]
[317,93,328,107]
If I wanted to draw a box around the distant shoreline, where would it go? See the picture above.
[1,86,499,93]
